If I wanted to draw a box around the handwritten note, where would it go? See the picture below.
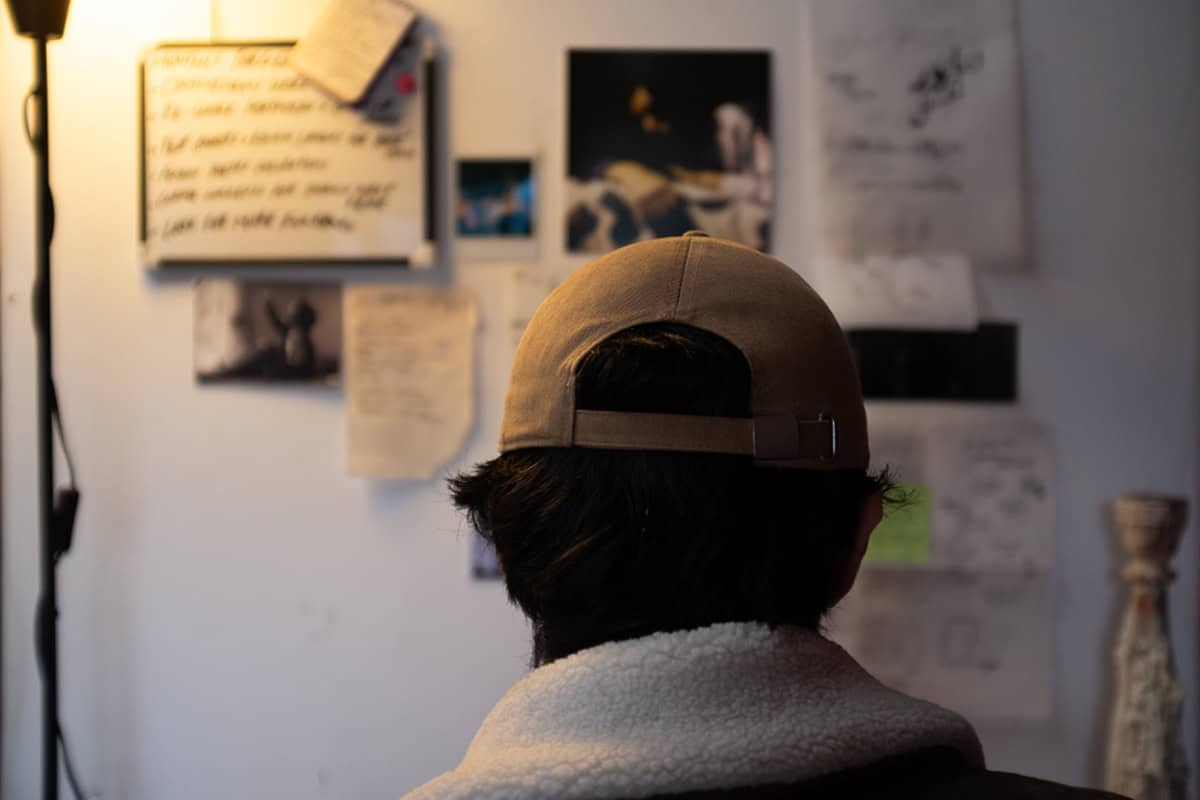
[345,286,477,478]
[291,0,418,104]
[809,0,1027,271]
[141,43,426,264]
[820,252,978,330]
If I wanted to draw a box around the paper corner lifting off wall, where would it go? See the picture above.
[344,285,478,479]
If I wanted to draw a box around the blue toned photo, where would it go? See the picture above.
[456,158,535,237]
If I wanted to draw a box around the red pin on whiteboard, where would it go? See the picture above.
[395,73,416,94]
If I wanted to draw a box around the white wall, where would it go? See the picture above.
[1,1,1196,798]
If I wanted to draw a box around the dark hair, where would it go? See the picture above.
[450,322,892,666]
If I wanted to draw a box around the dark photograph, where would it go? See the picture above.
[566,49,772,253]
[456,158,535,237]
[194,281,342,384]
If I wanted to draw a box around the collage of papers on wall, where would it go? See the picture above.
[161,0,1055,720]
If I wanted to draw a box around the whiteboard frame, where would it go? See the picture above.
[138,40,437,269]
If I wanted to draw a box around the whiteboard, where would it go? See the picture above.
[140,42,433,267]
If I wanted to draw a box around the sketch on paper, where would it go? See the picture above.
[929,425,1055,573]
[566,50,772,253]
[809,0,1027,271]
[194,281,342,385]
[908,46,984,129]
[832,568,1052,719]
[866,422,1054,572]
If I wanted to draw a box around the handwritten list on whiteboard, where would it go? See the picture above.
[140,43,429,266]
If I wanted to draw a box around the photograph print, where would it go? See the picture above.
[456,158,535,237]
[194,280,342,385]
[567,49,772,254]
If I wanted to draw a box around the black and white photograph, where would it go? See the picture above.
[566,49,772,254]
[194,280,343,385]
[456,158,535,237]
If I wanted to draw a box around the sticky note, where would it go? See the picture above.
[865,483,931,563]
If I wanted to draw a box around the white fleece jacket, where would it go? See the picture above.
[404,622,984,800]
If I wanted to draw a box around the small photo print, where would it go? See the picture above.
[471,532,503,580]
[567,49,772,253]
[456,158,535,237]
[194,280,342,385]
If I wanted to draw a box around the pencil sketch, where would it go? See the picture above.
[909,45,984,128]
[809,0,1026,271]
[928,425,1055,572]
[831,567,1052,719]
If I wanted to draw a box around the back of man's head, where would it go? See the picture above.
[451,234,891,666]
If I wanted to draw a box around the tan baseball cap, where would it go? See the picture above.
[499,232,869,469]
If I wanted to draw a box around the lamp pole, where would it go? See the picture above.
[31,32,60,800]
[5,2,73,798]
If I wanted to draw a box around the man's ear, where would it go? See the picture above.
[830,492,883,606]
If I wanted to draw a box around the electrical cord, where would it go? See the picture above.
[49,381,77,488]
[24,80,88,800]
[58,728,89,800]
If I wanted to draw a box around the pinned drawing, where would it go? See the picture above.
[928,424,1055,573]
[808,0,1027,271]
[833,568,1052,719]
[908,45,984,129]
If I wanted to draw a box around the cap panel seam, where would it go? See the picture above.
[670,235,691,319]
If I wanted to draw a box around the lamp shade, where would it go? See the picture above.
[5,0,71,38]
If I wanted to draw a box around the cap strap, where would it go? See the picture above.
[572,410,837,463]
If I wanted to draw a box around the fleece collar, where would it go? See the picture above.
[405,622,983,799]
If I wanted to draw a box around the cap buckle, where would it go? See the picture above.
[752,413,838,463]
[817,412,837,464]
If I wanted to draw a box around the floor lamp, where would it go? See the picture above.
[3,2,79,800]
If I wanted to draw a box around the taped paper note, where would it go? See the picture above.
[820,253,978,330]
[928,424,1055,572]
[345,285,477,478]
[832,568,1053,720]
[809,0,1027,271]
[291,0,418,104]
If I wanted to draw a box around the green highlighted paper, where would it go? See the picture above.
[865,484,931,564]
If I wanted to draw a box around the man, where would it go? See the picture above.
[406,233,1122,799]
